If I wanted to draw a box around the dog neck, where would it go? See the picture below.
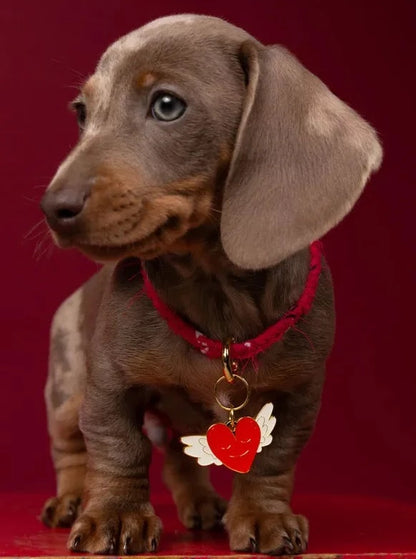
[143,229,310,342]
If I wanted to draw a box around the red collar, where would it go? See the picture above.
[141,241,322,361]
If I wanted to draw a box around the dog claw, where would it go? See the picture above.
[71,535,81,551]
[42,495,81,528]
[215,510,224,522]
[107,536,117,554]
[150,537,158,552]
[282,535,295,553]
[294,529,302,548]
[123,536,132,554]
[250,537,257,552]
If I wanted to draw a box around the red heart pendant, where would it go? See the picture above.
[206,417,261,473]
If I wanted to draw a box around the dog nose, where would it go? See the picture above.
[40,186,90,234]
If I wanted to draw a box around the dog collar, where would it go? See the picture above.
[141,241,322,362]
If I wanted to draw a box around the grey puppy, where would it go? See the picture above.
[40,14,382,555]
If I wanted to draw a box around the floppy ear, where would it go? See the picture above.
[221,42,382,269]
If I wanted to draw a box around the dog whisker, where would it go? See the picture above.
[24,218,47,240]
[33,231,54,261]
[22,194,41,204]
[28,228,50,242]
[50,58,86,81]
[65,84,85,92]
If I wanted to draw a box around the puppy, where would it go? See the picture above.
[40,14,382,555]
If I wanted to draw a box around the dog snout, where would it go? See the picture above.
[40,182,91,235]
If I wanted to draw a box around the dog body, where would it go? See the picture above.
[40,15,382,555]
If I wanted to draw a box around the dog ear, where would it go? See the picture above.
[221,41,382,269]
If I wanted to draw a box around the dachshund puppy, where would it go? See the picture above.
[40,14,382,555]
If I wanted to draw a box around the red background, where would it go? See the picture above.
[1,0,415,505]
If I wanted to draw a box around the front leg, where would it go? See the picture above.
[164,436,227,530]
[68,383,162,555]
[224,376,323,555]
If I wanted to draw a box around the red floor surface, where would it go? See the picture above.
[0,492,415,557]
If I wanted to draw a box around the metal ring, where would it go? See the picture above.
[214,374,250,412]
[222,338,235,383]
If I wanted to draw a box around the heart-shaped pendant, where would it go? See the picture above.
[206,416,261,473]
[181,402,276,471]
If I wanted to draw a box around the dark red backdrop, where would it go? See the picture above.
[1,0,415,503]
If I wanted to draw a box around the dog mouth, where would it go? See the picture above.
[78,237,157,261]
[71,216,185,262]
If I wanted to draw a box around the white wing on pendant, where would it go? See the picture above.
[255,403,277,453]
[181,435,222,466]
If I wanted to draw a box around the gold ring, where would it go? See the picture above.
[214,374,250,412]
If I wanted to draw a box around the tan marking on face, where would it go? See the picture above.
[219,143,233,165]
[164,174,213,195]
[136,71,157,89]
[66,167,215,260]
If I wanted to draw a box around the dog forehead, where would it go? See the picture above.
[96,15,253,74]
[102,15,197,60]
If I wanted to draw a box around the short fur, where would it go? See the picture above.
[40,15,382,555]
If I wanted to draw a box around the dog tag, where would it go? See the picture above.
[206,416,261,473]
[181,341,276,473]
[181,402,276,473]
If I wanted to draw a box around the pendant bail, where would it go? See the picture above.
[222,338,236,383]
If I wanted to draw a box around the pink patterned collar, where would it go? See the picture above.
[141,241,322,361]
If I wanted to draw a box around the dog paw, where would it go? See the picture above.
[68,503,162,554]
[224,509,308,555]
[176,489,227,530]
[41,494,81,528]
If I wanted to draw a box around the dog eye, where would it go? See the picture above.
[151,93,186,121]
[73,102,87,130]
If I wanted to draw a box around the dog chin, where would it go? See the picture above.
[52,222,196,263]
[50,231,73,249]
[47,224,161,261]
[77,242,164,263]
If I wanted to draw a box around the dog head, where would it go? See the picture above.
[41,14,382,268]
